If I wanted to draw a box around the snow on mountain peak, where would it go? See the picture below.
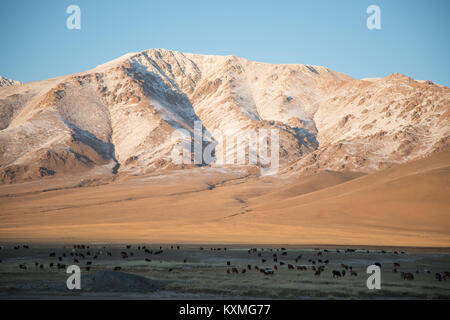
[0,49,448,183]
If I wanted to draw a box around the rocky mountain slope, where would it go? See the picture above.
[0,49,449,183]
[0,76,20,88]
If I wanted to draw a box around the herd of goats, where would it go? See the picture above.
[1,244,449,283]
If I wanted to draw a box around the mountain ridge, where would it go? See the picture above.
[0,48,449,184]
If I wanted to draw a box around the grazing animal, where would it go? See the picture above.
[242,269,246,274]
[374,263,381,268]
[279,261,285,266]
[232,267,239,274]
[282,252,287,256]
[288,264,295,270]
[49,263,54,268]
[342,270,346,277]
[435,273,442,281]
[351,271,357,277]
[261,259,267,263]
[314,270,321,276]
[227,261,231,266]
[86,267,91,271]
[183,259,187,263]
[113,267,121,271]
[274,265,278,270]
[227,269,230,274]
[255,266,259,271]
[145,258,151,262]
[332,270,342,278]
[247,265,252,270]
[154,250,163,255]
[394,263,400,268]
[86,261,92,266]
[401,272,414,280]
[393,268,398,273]
[444,272,450,279]
[263,268,274,275]
[19,264,27,270]
[324,259,329,264]
[49,252,56,257]
[341,264,348,270]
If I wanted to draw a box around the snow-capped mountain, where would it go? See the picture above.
[0,49,449,183]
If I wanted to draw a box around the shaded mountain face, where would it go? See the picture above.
[0,49,449,183]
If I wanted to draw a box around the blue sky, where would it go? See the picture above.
[0,0,449,85]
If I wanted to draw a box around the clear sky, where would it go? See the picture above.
[0,0,449,85]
